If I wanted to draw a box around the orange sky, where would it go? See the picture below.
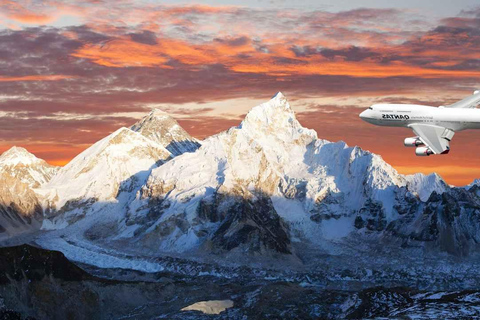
[0,1,480,185]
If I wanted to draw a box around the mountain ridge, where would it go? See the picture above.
[2,93,478,264]
[37,92,452,258]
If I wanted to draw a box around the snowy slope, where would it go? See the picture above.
[38,109,205,230]
[0,170,43,238]
[405,173,447,201]
[466,179,480,190]
[0,147,53,237]
[41,127,172,213]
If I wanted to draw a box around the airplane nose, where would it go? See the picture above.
[359,109,374,123]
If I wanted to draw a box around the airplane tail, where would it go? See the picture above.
[446,90,480,109]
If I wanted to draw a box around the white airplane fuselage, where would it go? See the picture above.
[360,104,480,131]
[360,91,480,156]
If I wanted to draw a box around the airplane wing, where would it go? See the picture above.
[408,124,455,154]
[446,90,480,109]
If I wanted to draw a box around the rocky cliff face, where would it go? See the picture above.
[386,186,480,255]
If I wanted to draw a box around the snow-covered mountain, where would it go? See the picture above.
[131,109,200,156]
[466,178,480,190]
[29,92,477,263]
[123,92,408,254]
[0,171,43,237]
[40,127,172,218]
[0,147,58,188]
[405,173,448,201]
[3,93,480,263]
[0,147,56,237]
[39,109,204,229]
[3,94,480,320]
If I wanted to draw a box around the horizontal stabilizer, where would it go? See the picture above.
[446,90,480,109]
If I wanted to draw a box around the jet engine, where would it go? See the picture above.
[404,137,423,147]
[415,147,433,156]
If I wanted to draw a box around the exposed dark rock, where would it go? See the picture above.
[383,187,480,256]
[0,245,93,284]
[211,193,291,254]
[357,199,387,232]
[279,179,307,200]
[346,287,412,319]
[354,215,365,229]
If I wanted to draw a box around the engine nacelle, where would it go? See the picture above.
[404,137,423,147]
[415,147,433,156]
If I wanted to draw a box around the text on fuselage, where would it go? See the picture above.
[382,114,410,120]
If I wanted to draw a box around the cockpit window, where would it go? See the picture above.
[368,107,373,110]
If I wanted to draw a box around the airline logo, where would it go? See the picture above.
[382,114,410,120]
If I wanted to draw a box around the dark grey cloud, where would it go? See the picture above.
[214,36,250,47]
[128,30,158,45]
[319,46,379,62]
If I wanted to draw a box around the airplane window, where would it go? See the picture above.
[368,107,373,110]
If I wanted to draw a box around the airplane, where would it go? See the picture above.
[359,90,480,156]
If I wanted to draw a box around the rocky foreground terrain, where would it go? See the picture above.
[1,245,480,319]
[2,93,480,318]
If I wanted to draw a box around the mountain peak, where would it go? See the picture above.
[242,92,292,125]
[108,127,136,142]
[45,124,173,208]
[149,108,170,117]
[131,109,200,156]
[0,146,43,166]
[239,92,316,141]
[2,146,34,156]
[272,91,285,99]
[0,146,58,188]
[132,109,179,131]
[406,172,448,201]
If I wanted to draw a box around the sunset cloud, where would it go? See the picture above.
[8,12,55,24]
[0,75,73,82]
[72,39,170,67]
[1,2,480,184]
[0,0,57,24]
[72,34,480,79]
